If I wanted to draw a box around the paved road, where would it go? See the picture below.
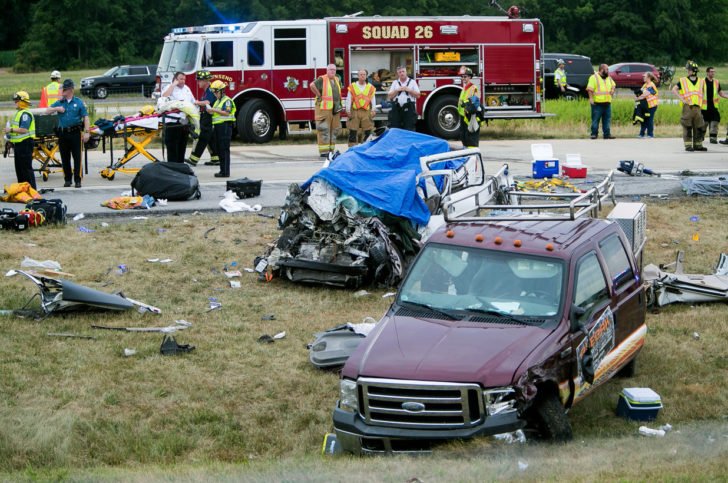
[1,137,726,217]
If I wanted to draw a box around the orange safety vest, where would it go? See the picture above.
[589,74,615,103]
[347,82,375,110]
[642,81,659,108]
[702,78,721,109]
[678,77,705,107]
[39,81,61,108]
[319,75,341,111]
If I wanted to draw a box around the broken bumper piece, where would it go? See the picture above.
[277,258,368,288]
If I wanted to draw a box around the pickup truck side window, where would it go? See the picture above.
[129,67,146,75]
[573,252,609,314]
[598,234,634,290]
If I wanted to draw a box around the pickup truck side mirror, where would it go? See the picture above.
[570,304,587,332]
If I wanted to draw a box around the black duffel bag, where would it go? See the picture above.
[131,162,201,201]
[25,199,67,224]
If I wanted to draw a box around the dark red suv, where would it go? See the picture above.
[608,63,660,88]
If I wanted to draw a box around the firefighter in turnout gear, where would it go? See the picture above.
[186,70,220,166]
[207,80,236,177]
[457,67,483,148]
[310,63,342,157]
[702,66,728,144]
[345,69,376,147]
[672,61,707,151]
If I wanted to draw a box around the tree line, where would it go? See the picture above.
[3,0,728,72]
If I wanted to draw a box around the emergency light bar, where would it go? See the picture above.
[170,23,250,35]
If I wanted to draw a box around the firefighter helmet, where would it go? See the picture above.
[557,59,565,66]
[460,67,474,77]
[196,70,212,80]
[686,60,699,73]
[13,91,30,103]
[140,104,155,116]
[210,80,227,91]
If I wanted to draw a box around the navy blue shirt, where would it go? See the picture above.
[51,96,88,128]
[201,88,216,113]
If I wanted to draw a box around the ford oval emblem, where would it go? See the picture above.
[402,401,426,412]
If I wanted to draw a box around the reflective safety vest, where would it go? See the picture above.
[554,68,567,87]
[589,74,615,103]
[678,77,705,107]
[457,82,480,122]
[211,96,236,124]
[9,109,35,143]
[347,82,375,110]
[319,75,341,110]
[702,78,721,109]
[39,81,61,108]
[642,81,659,108]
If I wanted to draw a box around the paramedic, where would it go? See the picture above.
[4,91,37,189]
[387,65,420,131]
[702,67,728,144]
[39,70,62,108]
[587,64,616,139]
[346,69,376,146]
[635,71,659,138]
[310,63,342,157]
[186,70,219,166]
[672,61,707,151]
[161,71,195,162]
[457,67,481,148]
[207,80,236,178]
[46,79,90,188]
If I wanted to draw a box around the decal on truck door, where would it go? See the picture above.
[576,307,615,385]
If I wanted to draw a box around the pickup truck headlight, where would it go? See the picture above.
[339,379,358,413]
[483,387,517,416]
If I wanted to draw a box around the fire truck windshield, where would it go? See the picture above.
[159,40,199,73]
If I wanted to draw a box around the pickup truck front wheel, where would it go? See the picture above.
[526,392,573,442]
[94,86,109,99]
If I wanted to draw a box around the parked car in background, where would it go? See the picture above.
[608,63,660,89]
[80,65,157,99]
[543,53,594,100]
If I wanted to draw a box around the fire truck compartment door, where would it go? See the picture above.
[483,45,535,84]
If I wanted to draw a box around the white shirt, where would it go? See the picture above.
[164,84,195,121]
[388,77,420,107]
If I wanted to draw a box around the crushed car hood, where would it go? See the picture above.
[345,313,555,387]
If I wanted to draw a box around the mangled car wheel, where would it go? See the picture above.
[526,392,573,442]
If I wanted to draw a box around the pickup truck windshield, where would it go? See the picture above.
[159,40,199,72]
[398,243,565,318]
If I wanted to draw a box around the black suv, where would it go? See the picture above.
[543,53,594,100]
[80,65,157,99]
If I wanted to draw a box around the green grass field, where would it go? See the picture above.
[0,198,727,480]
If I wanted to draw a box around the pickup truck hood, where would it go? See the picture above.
[347,312,554,387]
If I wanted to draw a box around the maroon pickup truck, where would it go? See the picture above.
[333,175,647,454]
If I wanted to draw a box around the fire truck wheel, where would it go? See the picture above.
[238,99,276,143]
[426,95,461,140]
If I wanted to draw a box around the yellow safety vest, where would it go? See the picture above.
[554,68,567,87]
[641,81,659,108]
[319,75,341,110]
[702,79,721,108]
[40,81,62,108]
[678,77,705,107]
[347,82,375,110]
[457,82,480,123]
[589,74,615,103]
[9,109,35,143]
[212,96,236,124]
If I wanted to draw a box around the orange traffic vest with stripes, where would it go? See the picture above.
[347,82,375,110]
[642,81,659,108]
[39,81,61,108]
[678,77,705,107]
[702,78,721,109]
[590,74,614,102]
[319,75,341,110]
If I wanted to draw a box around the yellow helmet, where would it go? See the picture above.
[13,91,30,103]
[210,80,227,91]
[140,104,155,116]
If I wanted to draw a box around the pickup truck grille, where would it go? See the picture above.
[358,377,484,428]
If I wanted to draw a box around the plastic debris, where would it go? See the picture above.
[160,259,173,263]
[494,430,527,444]
[244,268,255,273]
[72,213,85,221]
[100,222,110,228]
[123,348,137,357]
[382,292,397,298]
[693,332,700,340]
[229,280,241,289]
[132,216,148,220]
[207,297,222,312]
[261,314,276,321]
[20,257,62,271]
[692,232,700,241]
[147,258,160,263]
[175,320,192,327]
[219,191,263,213]
[690,215,700,222]
[225,270,242,278]
[639,426,666,437]
[78,226,95,233]
[5,270,17,277]
[273,331,286,340]
[157,199,168,206]
[116,264,129,275]
[518,460,529,471]
[353,290,371,298]
[157,228,167,234]
[660,423,673,433]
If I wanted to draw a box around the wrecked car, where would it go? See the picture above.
[644,250,728,306]
[333,174,650,453]
[256,129,508,288]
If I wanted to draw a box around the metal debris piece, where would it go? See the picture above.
[644,251,728,306]
[47,333,96,340]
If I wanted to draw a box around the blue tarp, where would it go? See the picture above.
[303,129,450,225]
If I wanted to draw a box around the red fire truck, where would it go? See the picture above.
[155,15,546,143]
